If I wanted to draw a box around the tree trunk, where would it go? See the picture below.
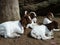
[0,0,20,23]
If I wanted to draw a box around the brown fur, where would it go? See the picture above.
[20,15,31,29]
[52,21,58,29]
[45,21,55,31]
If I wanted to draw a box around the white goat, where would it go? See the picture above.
[30,23,54,40]
[0,15,31,38]
[0,21,24,38]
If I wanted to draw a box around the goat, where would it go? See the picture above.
[31,22,55,40]
[43,12,60,31]
[0,15,31,38]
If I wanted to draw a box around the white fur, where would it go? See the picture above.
[53,29,60,31]
[25,11,28,15]
[0,21,24,38]
[26,18,37,29]
[31,25,53,40]
[26,22,37,29]
[27,23,53,40]
[43,18,52,24]
[32,18,37,23]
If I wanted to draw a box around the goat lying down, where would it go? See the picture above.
[27,22,55,40]
[43,12,60,31]
[0,21,24,38]
[0,15,31,38]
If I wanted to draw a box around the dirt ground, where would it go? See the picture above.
[0,16,60,45]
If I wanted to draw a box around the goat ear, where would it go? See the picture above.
[51,13,54,18]
[30,12,37,16]
[25,11,28,15]
[28,16,31,20]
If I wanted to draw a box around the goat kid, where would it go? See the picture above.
[43,12,60,31]
[0,15,31,38]
[30,22,55,40]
